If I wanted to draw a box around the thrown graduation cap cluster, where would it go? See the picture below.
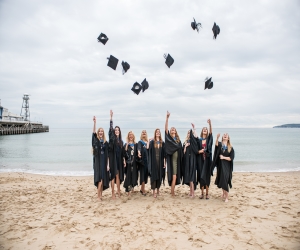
[98,33,131,75]
[98,18,220,94]
[131,79,149,95]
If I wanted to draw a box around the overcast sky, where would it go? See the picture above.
[0,0,299,129]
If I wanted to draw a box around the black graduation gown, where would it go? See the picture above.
[108,120,125,184]
[137,140,149,185]
[92,133,109,190]
[211,142,235,192]
[183,131,198,188]
[195,133,213,188]
[123,143,138,191]
[165,131,183,186]
[148,141,165,188]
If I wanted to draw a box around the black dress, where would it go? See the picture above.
[182,138,197,189]
[108,120,125,183]
[137,140,149,185]
[148,141,165,189]
[211,142,235,192]
[92,133,109,190]
[165,131,183,186]
[196,133,213,188]
[123,143,138,192]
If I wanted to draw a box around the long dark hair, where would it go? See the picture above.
[115,126,123,147]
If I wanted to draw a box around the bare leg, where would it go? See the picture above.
[171,175,176,196]
[206,186,209,199]
[111,179,116,199]
[225,190,229,202]
[141,182,145,194]
[153,189,156,198]
[222,189,225,200]
[200,187,204,199]
[116,174,120,197]
[190,182,194,198]
[97,181,103,201]
[157,188,160,196]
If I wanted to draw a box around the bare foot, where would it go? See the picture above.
[153,193,157,198]
[111,195,116,200]
[97,197,102,202]
[225,198,228,202]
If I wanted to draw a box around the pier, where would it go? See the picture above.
[0,94,49,136]
[0,121,49,135]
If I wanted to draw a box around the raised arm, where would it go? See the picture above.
[93,116,96,133]
[165,111,170,134]
[191,123,198,137]
[215,133,220,146]
[208,119,212,134]
[110,110,113,130]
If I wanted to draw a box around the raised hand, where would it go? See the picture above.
[166,111,170,118]
[93,116,96,122]
[110,110,113,118]
[191,123,195,129]
[207,119,211,124]
[217,133,220,139]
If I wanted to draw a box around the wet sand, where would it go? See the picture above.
[0,172,300,250]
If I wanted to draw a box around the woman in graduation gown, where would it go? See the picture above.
[191,119,213,199]
[92,116,110,201]
[137,130,149,196]
[147,129,166,198]
[165,111,183,197]
[183,130,198,198]
[109,110,125,199]
[211,133,235,202]
[123,131,139,195]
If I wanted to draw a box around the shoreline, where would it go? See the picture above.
[1,172,300,249]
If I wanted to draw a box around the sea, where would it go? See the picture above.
[0,128,300,176]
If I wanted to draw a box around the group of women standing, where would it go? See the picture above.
[92,110,235,202]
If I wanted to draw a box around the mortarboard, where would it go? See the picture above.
[141,78,149,92]
[97,33,109,45]
[164,54,174,68]
[121,61,130,75]
[107,55,119,70]
[212,23,220,39]
[204,77,213,90]
[191,18,202,33]
[131,82,142,95]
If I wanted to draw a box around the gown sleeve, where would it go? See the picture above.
[210,142,221,176]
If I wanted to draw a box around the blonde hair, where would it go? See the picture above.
[140,130,148,142]
[200,127,208,138]
[126,131,136,144]
[96,128,107,142]
[153,128,163,148]
[184,130,190,144]
[222,133,232,153]
[170,127,180,143]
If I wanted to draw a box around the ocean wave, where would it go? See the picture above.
[0,168,93,176]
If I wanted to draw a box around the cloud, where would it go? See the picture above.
[0,0,299,129]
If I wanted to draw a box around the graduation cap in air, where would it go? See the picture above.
[164,54,174,68]
[141,78,149,92]
[97,33,109,45]
[212,23,220,39]
[191,18,202,32]
[204,77,213,90]
[121,61,130,75]
[107,55,119,70]
[131,82,142,95]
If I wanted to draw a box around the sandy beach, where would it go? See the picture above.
[0,172,300,250]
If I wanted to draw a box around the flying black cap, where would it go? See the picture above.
[122,61,130,75]
[212,23,220,39]
[164,54,174,68]
[97,33,109,45]
[131,82,142,95]
[141,78,149,92]
[107,55,119,70]
[191,18,202,32]
[204,77,213,90]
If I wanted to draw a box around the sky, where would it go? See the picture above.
[0,0,299,129]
